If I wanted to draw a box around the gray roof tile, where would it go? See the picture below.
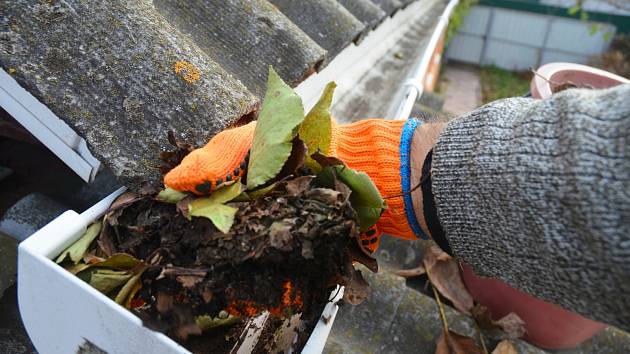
[1,0,258,186]
[154,0,326,96]
[370,0,404,16]
[337,0,387,30]
[1,0,418,186]
[268,0,365,64]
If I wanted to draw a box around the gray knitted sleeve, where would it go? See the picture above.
[431,84,630,330]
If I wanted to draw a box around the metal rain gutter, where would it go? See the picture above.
[0,68,101,183]
[392,0,460,120]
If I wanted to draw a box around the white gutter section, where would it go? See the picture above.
[0,69,101,182]
[393,0,460,120]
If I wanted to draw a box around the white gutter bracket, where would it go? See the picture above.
[403,78,425,97]
[0,68,101,182]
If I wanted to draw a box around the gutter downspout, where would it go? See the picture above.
[393,0,460,120]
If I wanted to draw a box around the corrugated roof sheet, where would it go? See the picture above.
[1,0,419,186]
[337,0,388,30]
[371,0,404,15]
[154,0,326,96]
[268,0,364,62]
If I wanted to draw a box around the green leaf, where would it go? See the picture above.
[299,82,336,172]
[192,204,238,233]
[89,269,132,295]
[247,66,305,189]
[332,166,386,231]
[56,222,102,264]
[196,313,240,331]
[67,253,142,274]
[248,182,278,199]
[114,267,147,306]
[189,182,242,233]
[156,187,188,203]
[580,10,589,21]
[568,5,580,16]
[191,182,243,207]
[95,253,142,269]
[231,192,251,202]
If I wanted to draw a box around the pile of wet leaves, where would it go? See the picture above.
[55,67,384,353]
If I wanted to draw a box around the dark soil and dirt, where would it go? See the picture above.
[91,173,363,353]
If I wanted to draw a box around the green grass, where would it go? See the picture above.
[479,66,531,104]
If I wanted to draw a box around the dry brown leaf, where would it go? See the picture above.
[471,303,495,330]
[343,267,370,305]
[108,192,141,213]
[174,322,202,341]
[492,340,518,354]
[176,275,204,288]
[424,245,473,314]
[394,264,426,278]
[311,150,345,167]
[494,313,526,339]
[472,304,526,339]
[284,176,315,197]
[435,330,484,354]
[159,267,208,289]
[347,239,378,272]
[201,285,213,303]
[275,137,307,181]
[176,195,194,219]
[97,221,117,257]
[106,193,140,226]
[156,292,174,314]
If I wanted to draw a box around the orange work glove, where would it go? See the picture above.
[165,118,427,252]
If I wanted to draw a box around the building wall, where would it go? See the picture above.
[445,5,616,70]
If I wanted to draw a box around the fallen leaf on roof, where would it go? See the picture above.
[494,312,526,339]
[472,303,526,339]
[435,330,484,354]
[424,245,473,314]
[471,303,495,330]
[492,340,518,354]
[395,264,426,278]
[343,266,370,305]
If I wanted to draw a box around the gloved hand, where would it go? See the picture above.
[165,118,427,252]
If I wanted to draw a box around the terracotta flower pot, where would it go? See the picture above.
[461,264,606,349]
[462,63,628,349]
[531,62,629,99]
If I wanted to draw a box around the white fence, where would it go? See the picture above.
[446,5,616,70]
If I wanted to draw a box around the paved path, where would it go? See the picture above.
[441,63,482,116]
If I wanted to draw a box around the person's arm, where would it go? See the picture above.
[411,84,630,330]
